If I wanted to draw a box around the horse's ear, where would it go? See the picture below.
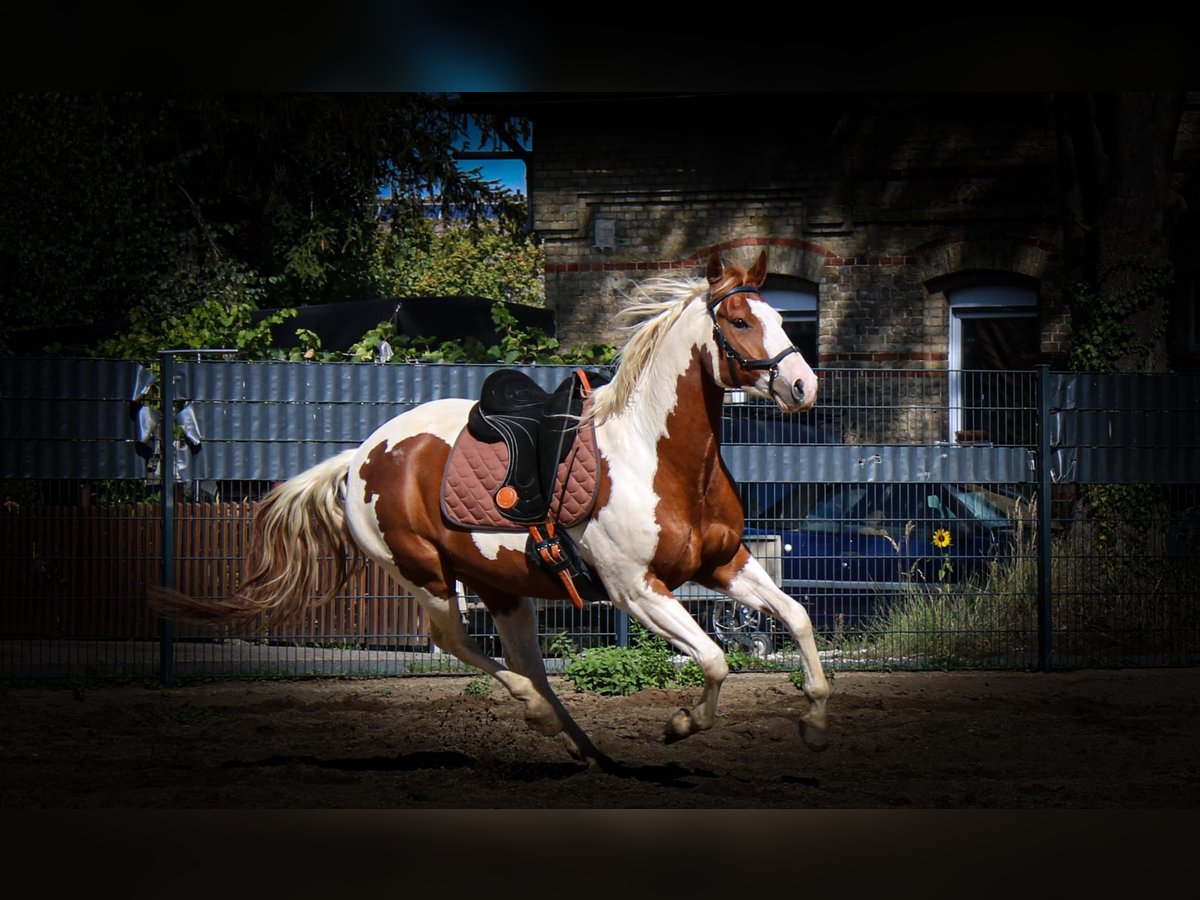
[747,250,768,287]
[706,252,725,286]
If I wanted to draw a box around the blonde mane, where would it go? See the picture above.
[584,272,710,424]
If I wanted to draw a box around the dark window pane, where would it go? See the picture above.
[781,317,818,364]
[959,315,1038,446]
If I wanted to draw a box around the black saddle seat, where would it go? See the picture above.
[467,368,609,525]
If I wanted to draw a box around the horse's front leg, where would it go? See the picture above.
[622,576,730,742]
[709,546,831,751]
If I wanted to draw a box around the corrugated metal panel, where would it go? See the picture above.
[722,444,1036,484]
[1046,373,1199,478]
[178,361,611,481]
[1052,447,1200,484]
[6,359,1197,485]
[186,402,402,443]
[176,360,598,406]
[1049,372,1200,410]
[1,357,146,401]
[0,358,151,479]
[190,441,361,481]
[1051,409,1200,448]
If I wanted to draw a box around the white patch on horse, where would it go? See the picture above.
[471,531,527,561]
[345,398,475,568]
[582,301,712,596]
[747,296,818,410]
[345,492,395,567]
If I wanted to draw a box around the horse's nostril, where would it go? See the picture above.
[792,380,806,403]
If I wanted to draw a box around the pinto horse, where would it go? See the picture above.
[150,250,831,766]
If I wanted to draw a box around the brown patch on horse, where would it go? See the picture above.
[704,250,778,389]
[705,249,766,298]
[650,349,745,589]
[359,433,567,616]
[699,542,754,592]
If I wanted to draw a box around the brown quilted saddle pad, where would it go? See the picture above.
[440,407,601,532]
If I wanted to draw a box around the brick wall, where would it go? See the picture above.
[527,94,1072,364]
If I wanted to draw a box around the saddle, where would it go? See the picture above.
[441,368,611,607]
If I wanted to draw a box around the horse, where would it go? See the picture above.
[150,249,831,768]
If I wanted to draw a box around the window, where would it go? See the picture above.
[761,275,819,365]
[948,283,1039,446]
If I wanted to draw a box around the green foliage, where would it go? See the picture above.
[372,216,545,308]
[674,659,707,687]
[547,631,578,660]
[561,622,676,696]
[1077,483,1172,581]
[561,645,659,696]
[93,265,293,362]
[0,93,525,354]
[560,623,792,695]
[1066,265,1172,373]
[463,676,493,697]
[788,669,806,690]
[0,94,613,367]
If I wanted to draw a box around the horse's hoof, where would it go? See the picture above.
[664,708,693,743]
[527,714,564,737]
[801,721,830,752]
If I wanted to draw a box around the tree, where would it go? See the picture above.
[0,93,526,355]
[1053,92,1187,373]
[371,214,545,307]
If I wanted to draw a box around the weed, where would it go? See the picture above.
[464,676,493,697]
[675,660,706,687]
[547,631,577,660]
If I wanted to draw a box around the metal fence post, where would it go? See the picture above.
[1036,364,1053,672]
[159,351,176,687]
[616,608,629,647]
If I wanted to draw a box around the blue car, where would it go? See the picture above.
[715,481,1020,645]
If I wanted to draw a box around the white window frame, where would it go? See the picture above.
[948,284,1037,443]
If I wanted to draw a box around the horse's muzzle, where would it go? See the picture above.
[790,377,818,411]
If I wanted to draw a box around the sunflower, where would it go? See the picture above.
[932,528,952,549]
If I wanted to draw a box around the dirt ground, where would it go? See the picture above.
[2,668,1199,808]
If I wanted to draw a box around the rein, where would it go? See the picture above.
[707,285,800,403]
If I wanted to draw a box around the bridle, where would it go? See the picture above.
[707,284,801,405]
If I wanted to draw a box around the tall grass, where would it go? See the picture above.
[821,495,1200,669]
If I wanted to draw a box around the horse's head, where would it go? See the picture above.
[704,250,819,412]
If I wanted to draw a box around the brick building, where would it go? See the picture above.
[467,92,1200,444]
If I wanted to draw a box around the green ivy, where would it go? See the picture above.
[1066,264,1172,373]
[1066,264,1173,566]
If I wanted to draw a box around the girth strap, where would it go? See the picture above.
[526,522,598,609]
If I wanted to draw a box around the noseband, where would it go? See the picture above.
[707,285,801,403]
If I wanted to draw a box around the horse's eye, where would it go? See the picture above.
[733,318,749,330]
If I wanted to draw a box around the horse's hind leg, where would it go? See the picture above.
[482,590,613,768]
[417,584,606,766]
